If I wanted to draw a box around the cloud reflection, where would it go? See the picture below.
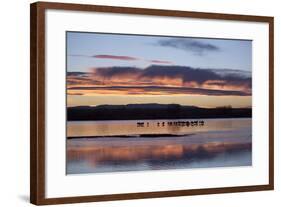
[67,141,251,168]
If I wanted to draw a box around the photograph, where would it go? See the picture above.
[29,2,273,204]
[66,32,252,174]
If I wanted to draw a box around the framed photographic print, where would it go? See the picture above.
[30,1,274,205]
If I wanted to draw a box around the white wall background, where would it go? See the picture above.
[0,0,279,206]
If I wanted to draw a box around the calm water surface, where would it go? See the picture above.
[66,118,252,174]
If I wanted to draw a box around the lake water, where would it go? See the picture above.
[66,118,252,174]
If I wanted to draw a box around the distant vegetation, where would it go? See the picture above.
[67,104,251,121]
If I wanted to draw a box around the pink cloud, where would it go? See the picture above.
[93,55,139,61]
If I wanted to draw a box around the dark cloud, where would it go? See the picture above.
[157,38,220,55]
[68,65,252,96]
[93,67,141,78]
[149,60,173,64]
[142,65,218,84]
[67,72,100,86]
[92,65,251,89]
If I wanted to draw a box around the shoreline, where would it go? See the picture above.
[67,133,194,139]
[67,117,252,123]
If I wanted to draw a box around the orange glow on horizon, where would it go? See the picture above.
[67,94,251,108]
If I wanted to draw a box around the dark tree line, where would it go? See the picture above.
[67,104,252,121]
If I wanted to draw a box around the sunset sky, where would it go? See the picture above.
[66,32,252,108]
